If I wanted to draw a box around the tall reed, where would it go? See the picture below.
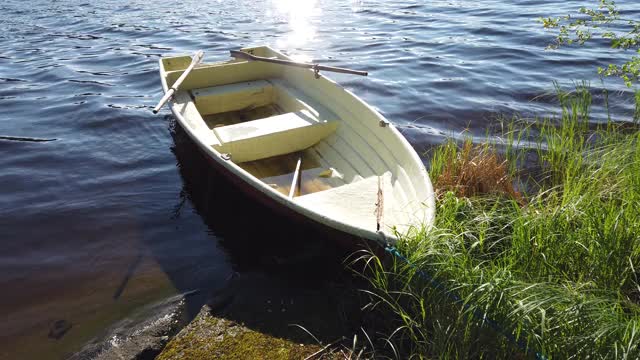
[356,84,640,359]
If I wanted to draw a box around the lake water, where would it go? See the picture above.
[1,0,638,359]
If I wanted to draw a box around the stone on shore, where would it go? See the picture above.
[69,292,192,360]
[156,305,327,360]
[157,272,362,360]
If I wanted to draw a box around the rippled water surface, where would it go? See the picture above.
[1,0,638,358]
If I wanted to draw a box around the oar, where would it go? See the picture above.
[230,50,368,77]
[152,50,204,114]
[289,156,303,199]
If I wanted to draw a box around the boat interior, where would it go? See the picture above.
[176,76,347,198]
[161,47,432,235]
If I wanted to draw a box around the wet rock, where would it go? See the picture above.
[206,272,238,311]
[156,305,327,360]
[48,319,72,339]
[69,291,196,360]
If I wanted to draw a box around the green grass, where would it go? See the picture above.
[356,84,640,359]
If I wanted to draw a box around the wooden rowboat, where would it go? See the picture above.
[157,46,435,246]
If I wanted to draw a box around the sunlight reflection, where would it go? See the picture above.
[289,53,313,63]
[271,0,320,49]
[350,0,364,12]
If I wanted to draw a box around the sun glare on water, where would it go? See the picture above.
[270,0,320,49]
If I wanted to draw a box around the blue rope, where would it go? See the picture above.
[384,245,546,360]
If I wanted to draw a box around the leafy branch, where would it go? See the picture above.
[540,0,640,87]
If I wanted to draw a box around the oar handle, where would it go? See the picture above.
[153,89,175,114]
[153,50,205,114]
[230,50,368,77]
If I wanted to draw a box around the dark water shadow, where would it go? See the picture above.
[160,120,368,344]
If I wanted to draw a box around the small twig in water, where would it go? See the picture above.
[0,135,57,142]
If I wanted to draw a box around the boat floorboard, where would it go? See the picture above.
[238,150,345,197]
[202,104,285,129]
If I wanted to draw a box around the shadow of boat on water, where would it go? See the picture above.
[162,119,367,345]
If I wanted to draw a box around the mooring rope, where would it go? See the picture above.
[384,245,547,360]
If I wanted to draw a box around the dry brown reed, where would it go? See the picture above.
[434,141,524,204]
